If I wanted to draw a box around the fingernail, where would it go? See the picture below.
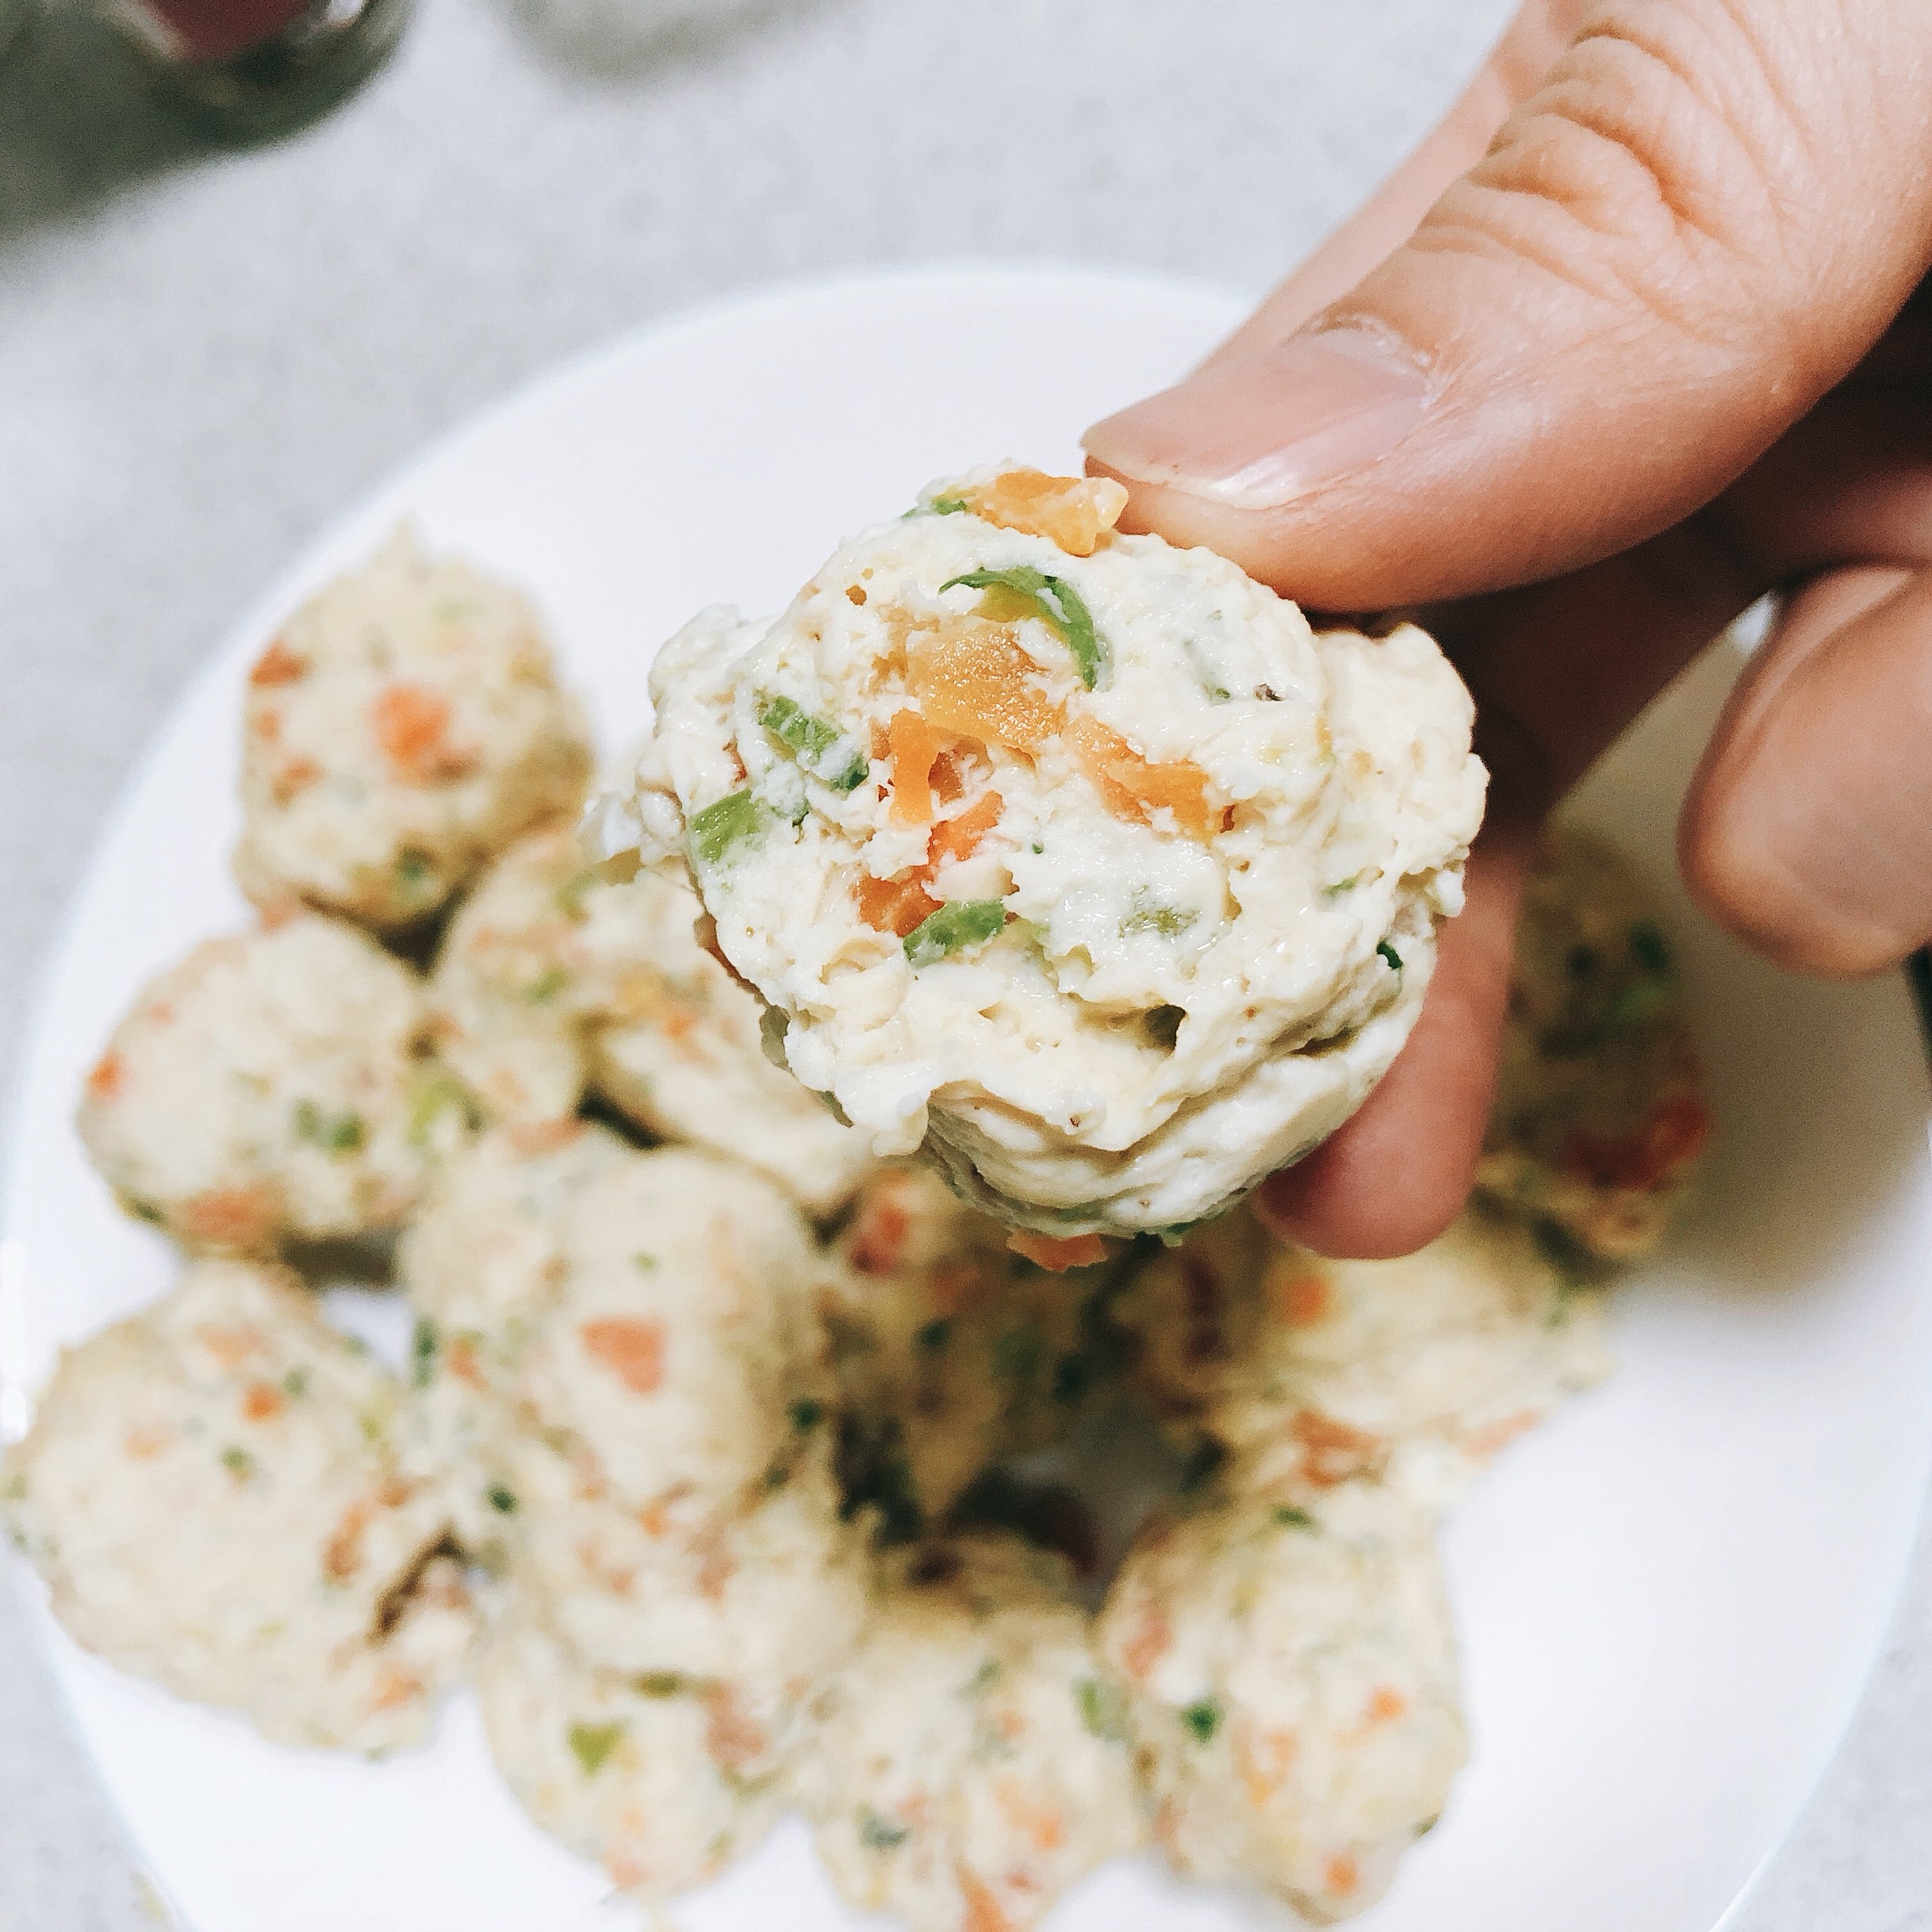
[1083,327,1433,510]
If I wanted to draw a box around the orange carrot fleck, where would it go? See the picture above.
[1068,717,1217,839]
[84,1052,123,1102]
[504,1117,582,1156]
[704,1686,766,1772]
[370,1666,421,1712]
[1271,1271,1330,1328]
[445,1335,485,1390]
[249,640,308,686]
[180,1186,278,1251]
[580,1317,665,1395]
[928,791,1003,870]
[959,470,1128,557]
[848,1186,914,1277]
[856,872,942,939]
[240,1382,284,1422]
[1563,1091,1712,1193]
[887,709,942,826]
[1121,1606,1171,1681]
[1007,1230,1107,1272]
[907,623,1065,751]
[270,757,321,806]
[1324,1853,1362,1899]
[324,1501,371,1581]
[1290,1409,1386,1489]
[123,1424,171,1460]
[957,1869,1012,1932]
[371,683,476,782]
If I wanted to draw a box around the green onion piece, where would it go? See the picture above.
[1181,1697,1224,1743]
[788,1397,825,1432]
[859,1808,910,1851]
[926,496,969,516]
[407,1070,481,1148]
[903,899,1008,968]
[939,565,1106,688]
[409,1317,439,1388]
[567,1720,626,1777]
[688,788,770,869]
[219,1446,255,1480]
[757,692,869,792]
[293,1098,364,1155]
[1377,940,1404,972]
[486,1485,518,1515]
[1077,1677,1133,1743]
[1273,1505,1317,1531]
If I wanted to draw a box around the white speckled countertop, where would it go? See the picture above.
[1,0,1928,1924]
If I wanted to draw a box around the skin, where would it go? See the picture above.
[1083,0,1932,1257]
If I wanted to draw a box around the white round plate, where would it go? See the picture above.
[5,266,1930,1932]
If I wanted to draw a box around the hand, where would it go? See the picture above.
[1083,0,1932,1258]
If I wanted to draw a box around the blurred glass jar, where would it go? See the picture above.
[99,0,409,138]
[0,0,31,66]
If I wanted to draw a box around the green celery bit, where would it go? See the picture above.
[1120,892,1197,939]
[757,692,868,791]
[1077,1677,1133,1744]
[567,1720,626,1777]
[486,1485,518,1515]
[1377,940,1404,972]
[219,1446,255,1480]
[1181,1697,1224,1744]
[688,788,770,868]
[939,565,1106,688]
[634,1671,687,1697]
[903,899,1007,968]
[1273,1505,1317,1531]
[926,496,969,516]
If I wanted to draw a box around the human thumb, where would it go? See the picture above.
[1084,0,1932,609]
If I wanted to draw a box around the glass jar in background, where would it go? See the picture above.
[98,0,410,139]
[0,0,32,67]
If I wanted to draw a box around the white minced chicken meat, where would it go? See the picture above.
[428,822,872,1215]
[1477,826,1712,1261]
[1098,1482,1465,1923]
[233,524,592,930]
[1121,1202,1612,1511]
[822,1163,1132,1524]
[401,1125,868,1735]
[75,913,462,1254]
[401,1127,828,1520]
[619,466,1485,1237]
[2,1259,473,1754]
[474,1589,787,1903]
[795,1532,1144,1932]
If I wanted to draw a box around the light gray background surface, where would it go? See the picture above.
[1,1,1927,1926]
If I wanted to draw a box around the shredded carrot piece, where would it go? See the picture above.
[504,1117,583,1156]
[580,1317,665,1395]
[371,683,476,782]
[179,1186,278,1251]
[848,1184,914,1276]
[1467,1408,1542,1458]
[1324,1853,1362,1899]
[1236,1725,1299,1809]
[249,640,308,686]
[84,1052,123,1102]
[960,470,1129,557]
[1270,1267,1331,1328]
[704,1686,766,1772]
[370,1666,422,1712]
[1290,1409,1386,1489]
[857,873,942,938]
[907,623,1065,751]
[124,1424,171,1460]
[1121,1605,1171,1681]
[957,1869,1012,1932]
[887,708,942,825]
[240,1382,284,1422]
[928,791,1003,869]
[1007,1230,1107,1272]
[445,1334,485,1390]
[1563,1091,1712,1192]
[1067,717,1218,839]
[270,757,321,806]
[1363,1686,1408,1726]
[324,1501,371,1581]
